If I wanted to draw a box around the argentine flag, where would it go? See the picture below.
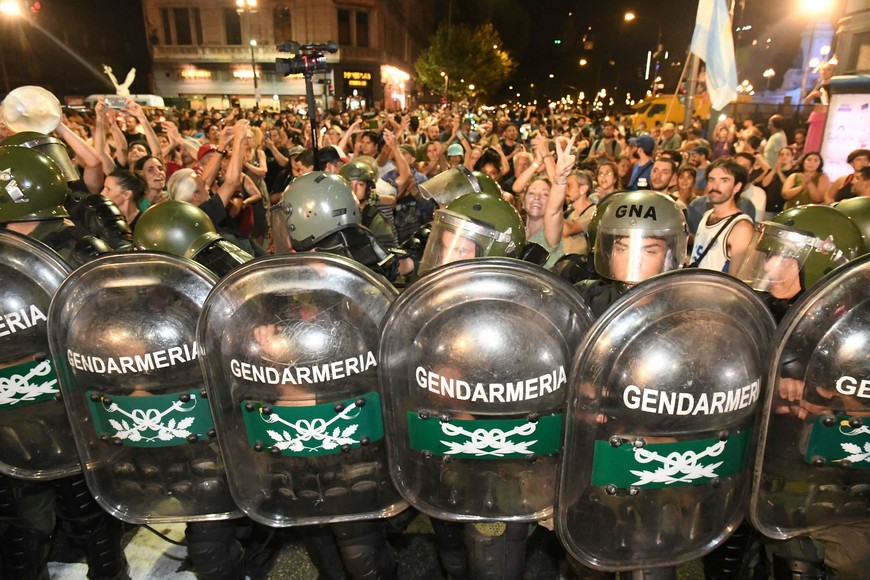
[691,0,738,110]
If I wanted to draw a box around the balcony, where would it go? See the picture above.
[152,44,341,64]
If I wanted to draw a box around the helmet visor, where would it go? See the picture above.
[268,204,293,254]
[595,229,686,283]
[736,222,815,293]
[417,166,481,206]
[418,210,508,276]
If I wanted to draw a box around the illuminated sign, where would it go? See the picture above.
[343,71,371,88]
[181,69,212,80]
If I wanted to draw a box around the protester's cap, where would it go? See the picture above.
[628,137,638,146]
[399,144,417,158]
[287,145,306,158]
[197,143,217,161]
[318,145,349,165]
[447,143,464,157]
[636,134,656,155]
[662,122,675,131]
[691,145,711,158]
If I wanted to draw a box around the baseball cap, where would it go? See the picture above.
[662,122,675,131]
[197,143,217,161]
[636,135,656,156]
[286,145,306,158]
[318,145,349,165]
[447,143,464,157]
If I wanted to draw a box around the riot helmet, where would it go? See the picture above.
[338,157,378,184]
[0,146,69,224]
[133,200,221,259]
[2,131,80,183]
[834,196,870,254]
[418,190,525,276]
[736,205,863,298]
[593,190,688,283]
[269,171,361,253]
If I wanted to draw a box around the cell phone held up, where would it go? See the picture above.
[105,96,127,109]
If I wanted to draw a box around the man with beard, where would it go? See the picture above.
[689,158,754,274]
[649,157,676,194]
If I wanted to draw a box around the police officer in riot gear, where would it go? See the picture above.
[339,157,399,251]
[0,146,113,265]
[733,205,867,579]
[134,200,253,278]
[388,139,590,580]
[417,185,526,276]
[0,145,128,578]
[737,205,863,318]
[2,130,135,252]
[268,170,411,579]
[271,170,411,282]
[575,189,688,317]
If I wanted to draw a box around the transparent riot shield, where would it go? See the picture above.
[198,253,408,527]
[751,254,870,539]
[0,229,79,479]
[557,269,775,570]
[379,258,593,522]
[48,253,240,523]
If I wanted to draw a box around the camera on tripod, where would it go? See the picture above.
[275,40,338,77]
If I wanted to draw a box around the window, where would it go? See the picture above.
[355,12,369,48]
[273,5,292,44]
[647,104,666,118]
[159,7,202,45]
[337,8,370,48]
[161,9,171,43]
[338,10,351,46]
[225,9,242,45]
[173,8,192,45]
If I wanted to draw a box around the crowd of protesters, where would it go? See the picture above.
[14,97,869,274]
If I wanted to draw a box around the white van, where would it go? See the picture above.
[84,94,165,109]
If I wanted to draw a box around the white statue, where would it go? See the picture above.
[103,65,136,96]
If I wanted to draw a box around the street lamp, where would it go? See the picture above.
[624,11,663,97]
[798,0,832,101]
[0,0,23,94]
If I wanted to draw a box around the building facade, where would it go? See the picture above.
[142,0,435,111]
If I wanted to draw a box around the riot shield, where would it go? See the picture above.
[197,253,408,527]
[48,253,240,523]
[751,254,870,539]
[0,229,79,480]
[557,270,775,571]
[379,258,593,522]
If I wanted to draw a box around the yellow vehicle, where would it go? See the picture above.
[629,94,711,129]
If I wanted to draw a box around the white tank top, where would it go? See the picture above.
[690,210,752,272]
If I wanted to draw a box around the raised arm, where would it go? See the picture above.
[123,100,161,160]
[543,135,576,248]
[55,115,104,193]
[215,120,249,207]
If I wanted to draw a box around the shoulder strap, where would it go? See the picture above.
[689,213,742,267]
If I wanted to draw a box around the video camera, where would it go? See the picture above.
[275,40,338,77]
